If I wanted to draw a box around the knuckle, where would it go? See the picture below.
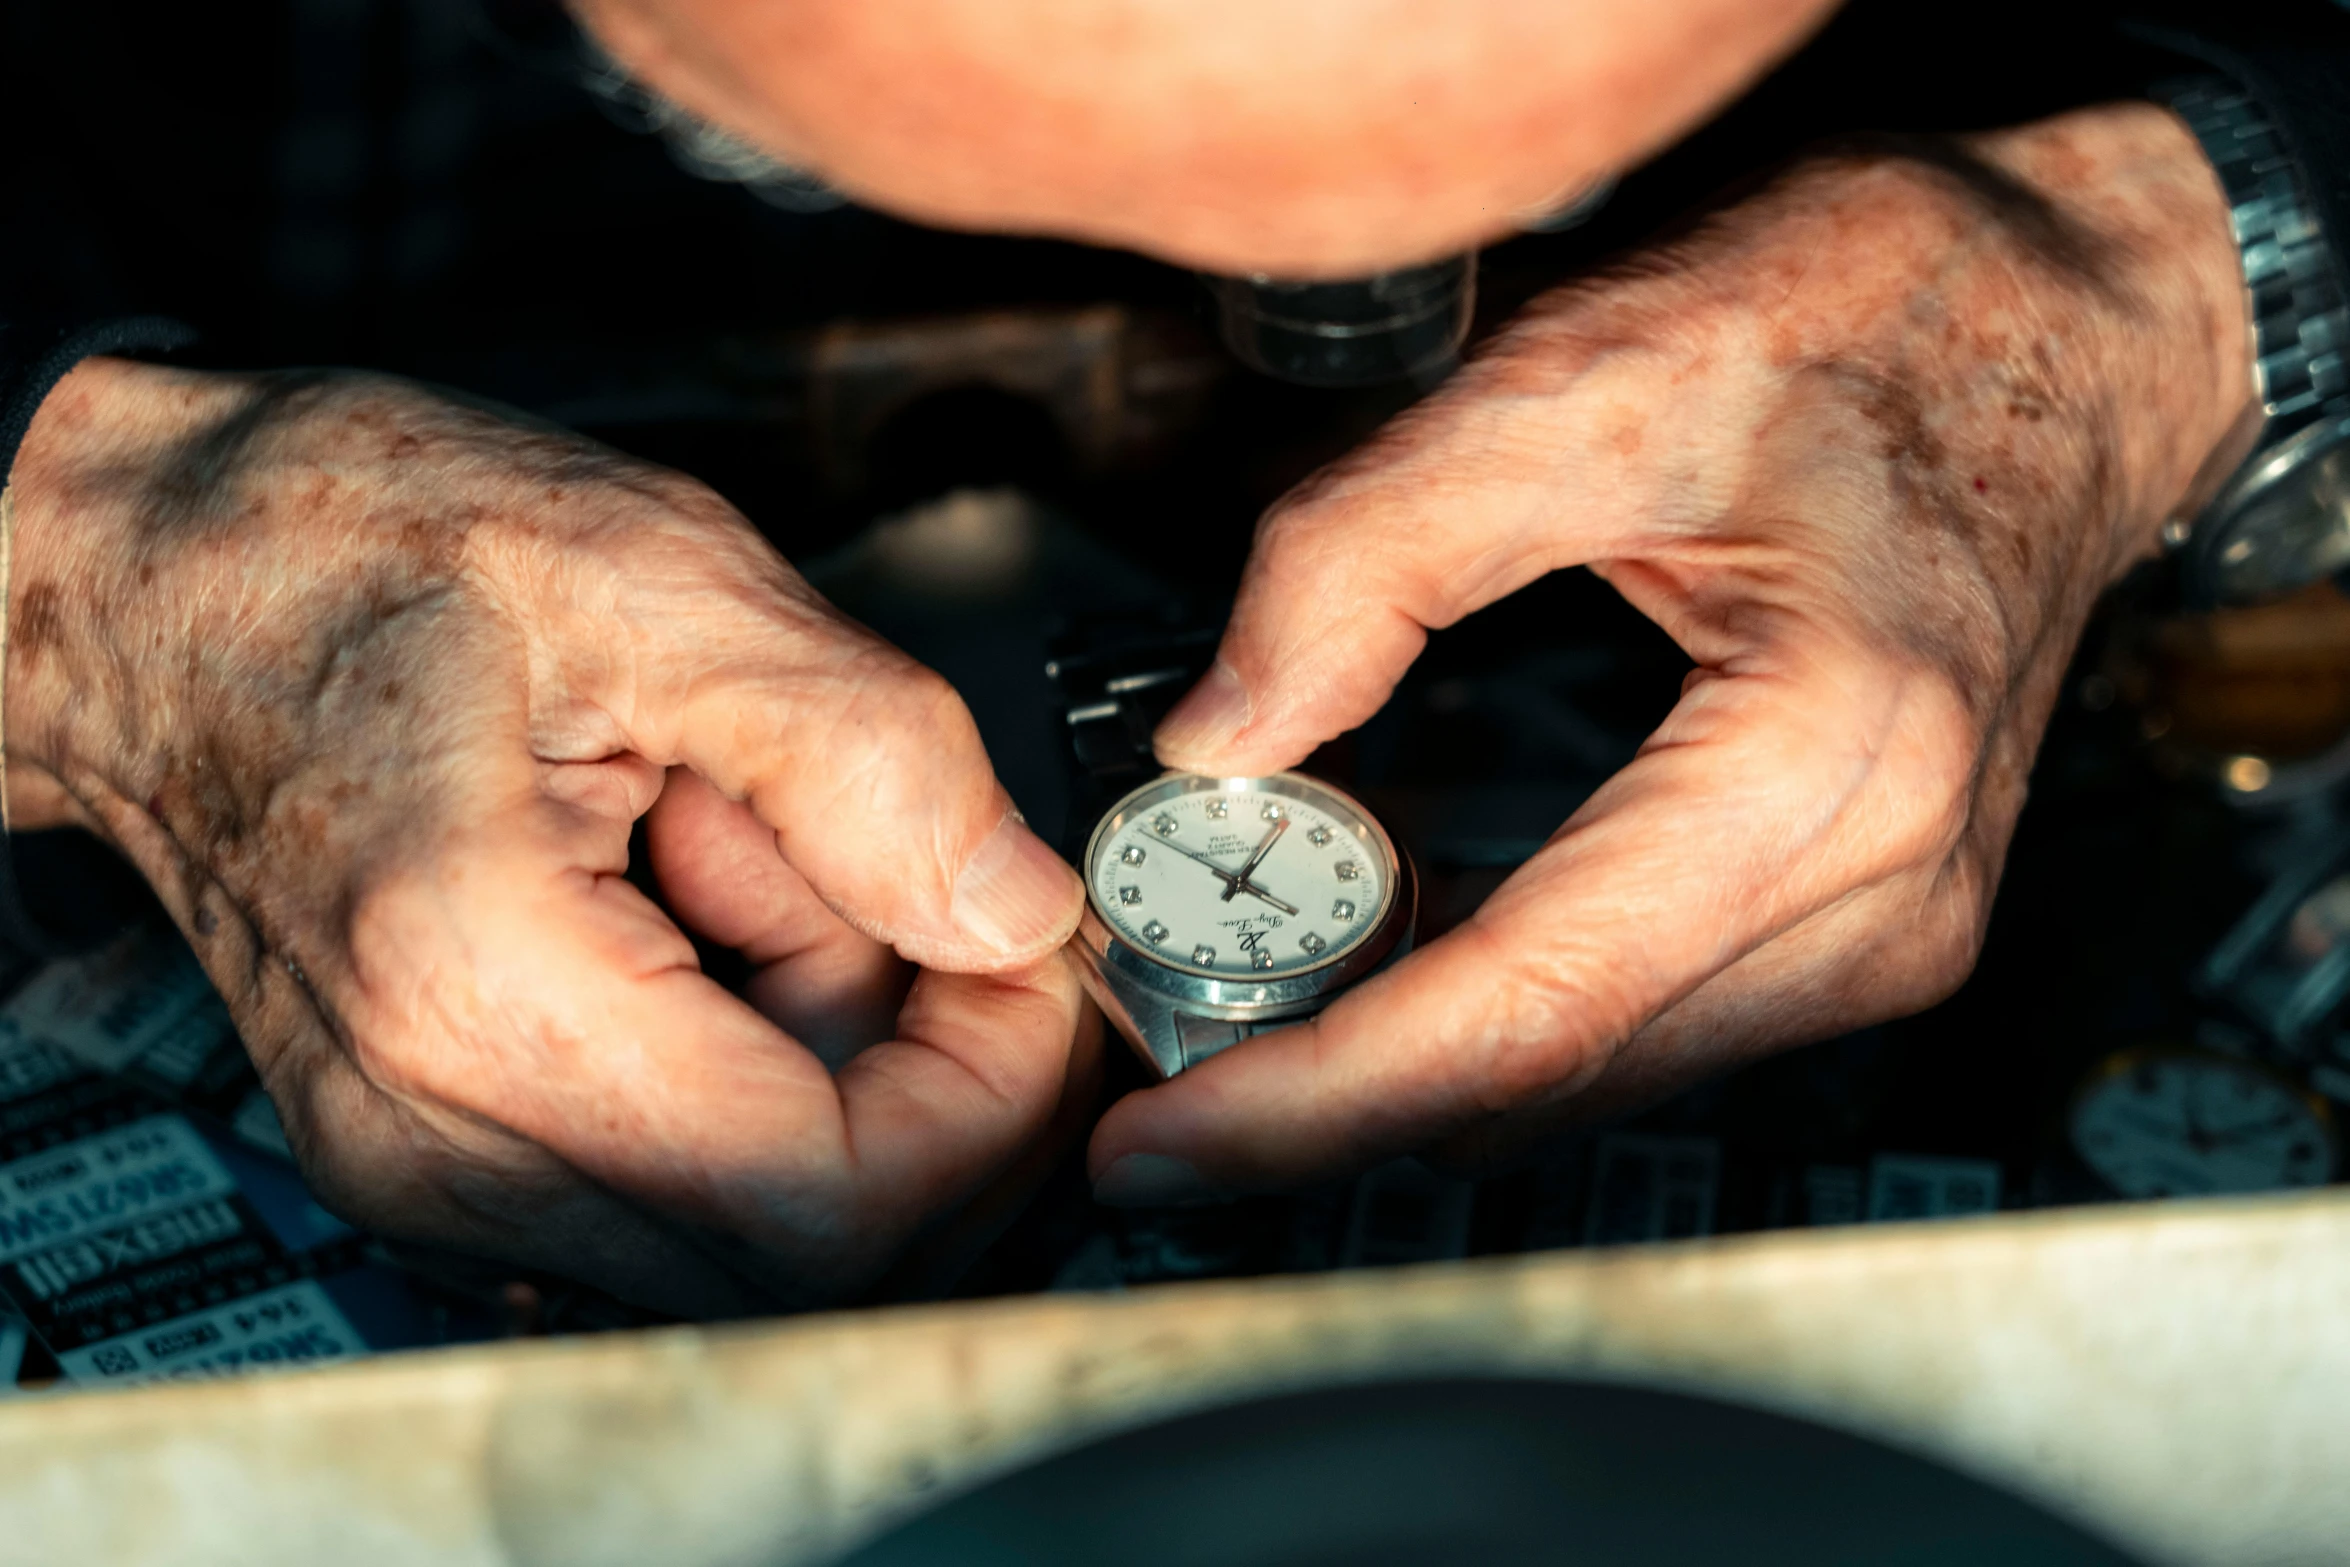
[1868,669,1984,871]
[338,869,477,1102]
[1908,869,1995,1006]
[1248,496,1336,588]
[1454,931,1628,1114]
[844,653,985,767]
[890,659,972,730]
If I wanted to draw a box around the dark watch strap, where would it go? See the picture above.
[1044,610,1221,845]
[2159,76,2349,444]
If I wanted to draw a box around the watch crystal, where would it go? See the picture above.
[1086,774,1396,980]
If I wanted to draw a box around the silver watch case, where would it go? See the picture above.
[1072,772,1417,1078]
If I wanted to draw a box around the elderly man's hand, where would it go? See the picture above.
[7,362,1089,1311]
[1091,103,2255,1201]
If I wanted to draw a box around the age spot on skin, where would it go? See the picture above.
[12,582,65,662]
[1847,373,1946,475]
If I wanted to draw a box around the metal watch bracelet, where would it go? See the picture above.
[2159,76,2350,603]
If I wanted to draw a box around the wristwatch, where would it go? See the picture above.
[2159,77,2350,606]
[1048,619,1417,1077]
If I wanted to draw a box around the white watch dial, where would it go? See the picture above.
[2069,1048,2336,1199]
[1086,776,1393,980]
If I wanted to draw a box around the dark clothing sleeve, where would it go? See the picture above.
[0,315,194,488]
[0,316,192,961]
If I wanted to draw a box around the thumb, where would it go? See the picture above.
[621,584,1081,973]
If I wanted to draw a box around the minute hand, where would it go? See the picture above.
[1223,818,1290,901]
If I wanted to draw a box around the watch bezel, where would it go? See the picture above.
[2189,413,2350,605]
[1077,771,1413,1009]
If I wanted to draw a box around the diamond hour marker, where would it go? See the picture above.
[1253,949,1276,971]
[1262,801,1286,822]
[1308,826,1333,847]
[1119,885,1143,906]
[1143,921,1168,944]
[1299,932,1326,955]
[1121,844,1146,865]
[1153,814,1179,837]
[1192,944,1217,966]
[1332,899,1355,921]
[1205,798,1229,820]
[1334,860,1361,881]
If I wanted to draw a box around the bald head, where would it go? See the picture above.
[576,0,1839,276]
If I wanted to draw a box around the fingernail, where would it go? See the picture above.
[1154,660,1251,764]
[1093,1153,1218,1208]
[949,811,1081,959]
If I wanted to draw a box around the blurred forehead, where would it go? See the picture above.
[579,0,1838,275]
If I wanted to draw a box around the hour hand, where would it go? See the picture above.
[1232,882,1300,917]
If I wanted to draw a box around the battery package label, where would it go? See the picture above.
[1866,1154,2003,1221]
[0,1034,77,1105]
[0,1008,148,1164]
[11,1196,248,1306]
[4,932,216,1078]
[0,1116,239,1265]
[57,1280,363,1385]
[5,931,265,1140]
[1584,1135,1720,1246]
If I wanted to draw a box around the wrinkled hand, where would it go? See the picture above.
[1093,103,2254,1202]
[7,362,1088,1311]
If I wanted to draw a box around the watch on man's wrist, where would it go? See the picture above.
[2158,77,2350,606]
[1047,619,1417,1078]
